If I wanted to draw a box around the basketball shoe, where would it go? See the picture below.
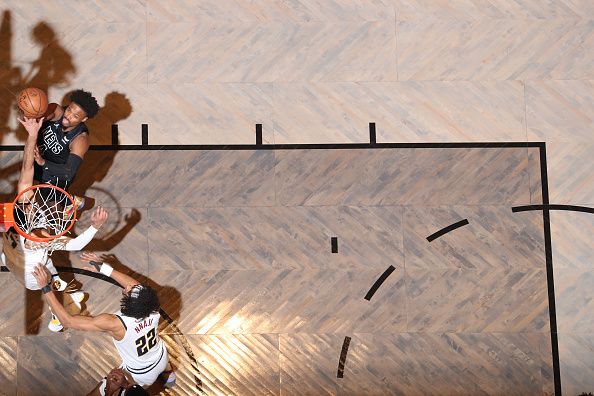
[48,311,63,332]
[51,274,68,292]
[68,291,87,311]
[161,370,177,389]
[64,195,85,220]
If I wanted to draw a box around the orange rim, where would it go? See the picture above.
[11,184,77,242]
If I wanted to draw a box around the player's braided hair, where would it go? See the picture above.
[120,284,160,319]
[69,89,99,118]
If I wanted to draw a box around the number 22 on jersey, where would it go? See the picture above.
[135,328,157,357]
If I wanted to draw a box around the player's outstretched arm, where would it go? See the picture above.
[33,265,123,336]
[80,252,140,290]
[16,116,43,194]
[58,207,109,251]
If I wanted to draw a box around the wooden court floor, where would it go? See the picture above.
[0,1,593,395]
[1,146,554,395]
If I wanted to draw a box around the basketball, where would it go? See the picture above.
[17,87,48,118]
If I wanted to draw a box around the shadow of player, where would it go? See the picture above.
[0,10,21,143]
[0,13,76,144]
[70,91,133,199]
[24,22,75,94]
[0,12,77,202]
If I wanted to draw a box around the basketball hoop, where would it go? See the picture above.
[0,184,78,247]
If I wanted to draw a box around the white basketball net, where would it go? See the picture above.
[13,185,75,253]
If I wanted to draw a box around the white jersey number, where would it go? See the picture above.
[135,328,157,357]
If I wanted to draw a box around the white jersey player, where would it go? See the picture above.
[0,116,107,331]
[113,306,167,384]
[2,207,106,291]
[32,253,173,388]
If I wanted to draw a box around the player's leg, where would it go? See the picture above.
[47,307,63,332]
[160,361,177,389]
[2,232,27,286]
[40,257,63,332]
[64,194,85,220]
[44,257,87,332]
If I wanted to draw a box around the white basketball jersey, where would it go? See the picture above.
[113,311,165,375]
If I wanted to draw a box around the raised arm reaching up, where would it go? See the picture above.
[16,116,44,196]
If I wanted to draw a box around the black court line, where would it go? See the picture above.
[0,141,544,152]
[426,219,469,242]
[2,138,559,392]
[0,265,203,391]
[369,123,376,145]
[141,124,149,145]
[157,308,203,391]
[538,145,562,395]
[364,265,396,301]
[111,124,119,145]
[331,237,338,253]
[255,124,263,146]
[336,336,351,378]
[512,204,594,215]
[56,266,119,286]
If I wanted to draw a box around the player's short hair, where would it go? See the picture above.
[69,89,99,118]
[120,284,160,319]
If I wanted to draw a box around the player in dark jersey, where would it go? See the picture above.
[34,89,99,193]
[87,367,149,396]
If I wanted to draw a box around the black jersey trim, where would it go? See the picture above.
[115,314,127,331]
[125,345,165,375]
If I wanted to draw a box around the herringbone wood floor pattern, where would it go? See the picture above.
[1,146,554,395]
[0,0,593,394]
